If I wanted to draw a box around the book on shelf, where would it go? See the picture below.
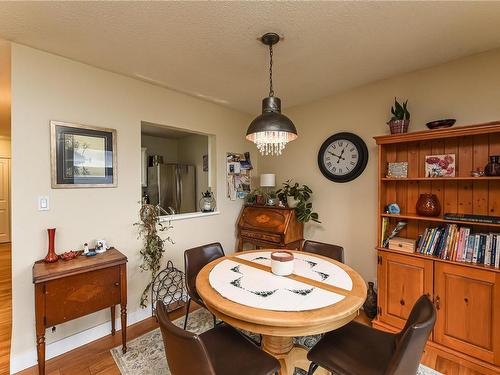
[415,223,500,268]
[444,213,500,224]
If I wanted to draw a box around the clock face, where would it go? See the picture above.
[318,132,368,183]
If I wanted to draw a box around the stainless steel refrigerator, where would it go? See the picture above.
[146,164,196,214]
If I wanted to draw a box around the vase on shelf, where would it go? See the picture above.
[44,228,59,263]
[416,193,441,217]
[484,155,500,176]
[363,281,378,319]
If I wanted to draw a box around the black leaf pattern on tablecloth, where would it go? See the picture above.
[287,287,314,296]
[314,271,329,281]
[230,277,277,298]
[251,256,269,261]
[230,265,242,274]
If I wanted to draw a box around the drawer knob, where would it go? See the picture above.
[114,282,119,287]
[464,297,468,304]
[400,299,405,306]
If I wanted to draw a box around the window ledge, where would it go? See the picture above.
[158,211,220,222]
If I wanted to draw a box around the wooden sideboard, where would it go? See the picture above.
[33,248,127,375]
[373,122,500,375]
[237,205,304,251]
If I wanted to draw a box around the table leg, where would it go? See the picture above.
[261,335,329,375]
[111,305,116,335]
[120,263,127,354]
[36,333,45,375]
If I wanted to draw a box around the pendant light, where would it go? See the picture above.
[246,32,297,156]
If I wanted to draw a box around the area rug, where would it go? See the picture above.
[111,308,442,375]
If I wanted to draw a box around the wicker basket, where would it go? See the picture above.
[388,119,409,134]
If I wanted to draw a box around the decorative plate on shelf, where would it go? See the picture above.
[426,119,456,130]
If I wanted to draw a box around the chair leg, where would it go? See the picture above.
[307,362,318,375]
[183,298,191,330]
[212,313,217,327]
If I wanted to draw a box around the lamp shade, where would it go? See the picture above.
[260,173,276,187]
[246,97,297,156]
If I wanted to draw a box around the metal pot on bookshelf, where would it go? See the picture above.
[485,155,500,176]
[416,193,441,217]
[363,281,378,319]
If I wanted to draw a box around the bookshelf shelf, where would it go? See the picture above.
[373,122,500,372]
[380,213,500,228]
[381,176,500,181]
[375,246,500,273]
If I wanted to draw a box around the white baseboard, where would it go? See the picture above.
[10,306,153,374]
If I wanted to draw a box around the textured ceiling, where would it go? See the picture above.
[1,2,500,114]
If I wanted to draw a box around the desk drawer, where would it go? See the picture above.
[45,266,121,326]
[241,230,282,244]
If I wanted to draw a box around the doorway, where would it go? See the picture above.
[0,157,10,243]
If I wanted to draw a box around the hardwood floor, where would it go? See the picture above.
[0,243,12,375]
[14,300,488,375]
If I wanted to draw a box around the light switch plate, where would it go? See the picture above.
[38,196,49,211]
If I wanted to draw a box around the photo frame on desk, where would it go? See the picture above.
[50,121,117,188]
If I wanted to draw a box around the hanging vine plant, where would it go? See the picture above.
[134,204,174,308]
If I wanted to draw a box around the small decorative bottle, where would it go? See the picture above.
[485,155,500,176]
[44,228,59,263]
[363,281,378,319]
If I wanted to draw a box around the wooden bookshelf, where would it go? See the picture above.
[373,121,500,374]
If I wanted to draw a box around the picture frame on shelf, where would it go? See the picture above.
[50,120,117,188]
[425,154,456,177]
[387,162,408,178]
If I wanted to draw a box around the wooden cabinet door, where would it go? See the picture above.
[378,251,433,329]
[434,263,500,365]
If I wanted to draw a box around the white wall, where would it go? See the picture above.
[260,48,500,285]
[178,134,209,208]
[10,43,254,372]
[141,134,179,163]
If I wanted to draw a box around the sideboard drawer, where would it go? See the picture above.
[241,229,282,244]
[45,266,121,326]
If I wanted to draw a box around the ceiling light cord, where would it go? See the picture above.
[268,44,274,97]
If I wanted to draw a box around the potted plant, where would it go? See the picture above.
[254,188,267,205]
[277,180,320,223]
[387,98,410,134]
[266,191,279,206]
[134,204,174,308]
[245,191,256,205]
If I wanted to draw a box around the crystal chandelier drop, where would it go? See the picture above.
[246,33,297,156]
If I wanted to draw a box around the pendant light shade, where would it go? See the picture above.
[246,33,297,156]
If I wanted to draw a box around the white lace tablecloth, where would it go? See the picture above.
[208,252,352,312]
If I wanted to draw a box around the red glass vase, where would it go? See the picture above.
[44,228,59,263]
[416,193,441,217]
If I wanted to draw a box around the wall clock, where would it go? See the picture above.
[317,132,368,183]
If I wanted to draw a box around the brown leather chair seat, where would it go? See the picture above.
[307,295,436,375]
[184,242,225,329]
[157,301,280,375]
[307,321,396,375]
[200,325,279,375]
[302,240,344,263]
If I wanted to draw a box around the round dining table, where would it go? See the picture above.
[196,249,367,375]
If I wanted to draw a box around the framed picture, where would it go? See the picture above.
[425,154,456,177]
[387,162,408,178]
[203,154,208,172]
[50,121,117,188]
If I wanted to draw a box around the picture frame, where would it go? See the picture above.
[387,162,408,178]
[425,154,456,177]
[50,121,117,188]
[203,154,209,172]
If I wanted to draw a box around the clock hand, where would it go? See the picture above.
[328,151,343,159]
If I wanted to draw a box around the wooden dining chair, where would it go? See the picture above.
[302,240,344,263]
[184,242,225,329]
[157,301,280,375]
[307,295,436,375]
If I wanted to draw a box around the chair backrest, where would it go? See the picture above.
[156,301,215,375]
[385,295,436,375]
[302,240,344,263]
[184,242,225,304]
